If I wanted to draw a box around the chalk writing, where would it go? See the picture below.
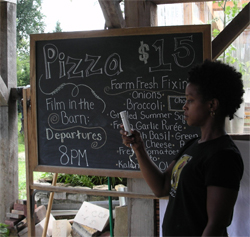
[34,28,205,172]
[43,44,123,79]
[138,41,149,64]
[59,145,89,166]
[74,202,109,231]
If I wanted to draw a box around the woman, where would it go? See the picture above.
[120,60,244,236]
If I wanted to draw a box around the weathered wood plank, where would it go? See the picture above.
[30,183,166,200]
[98,0,125,28]
[0,1,18,223]
[230,134,250,141]
[30,34,39,171]
[23,88,35,236]
[0,76,8,105]
[42,173,58,237]
[183,3,193,24]
[124,0,157,27]
[212,2,250,60]
[34,165,143,178]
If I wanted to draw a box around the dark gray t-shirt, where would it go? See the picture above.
[162,135,244,236]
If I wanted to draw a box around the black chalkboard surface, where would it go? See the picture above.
[31,25,211,177]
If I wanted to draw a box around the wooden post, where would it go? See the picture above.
[98,0,125,28]
[124,0,157,27]
[127,178,156,236]
[183,2,193,24]
[42,173,58,237]
[123,1,157,235]
[0,0,17,223]
[23,87,35,236]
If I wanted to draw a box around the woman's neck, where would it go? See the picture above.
[199,118,226,143]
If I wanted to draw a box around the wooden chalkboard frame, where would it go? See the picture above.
[29,25,211,178]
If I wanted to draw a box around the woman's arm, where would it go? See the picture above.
[202,186,239,236]
[120,126,175,197]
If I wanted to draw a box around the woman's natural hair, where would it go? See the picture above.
[188,60,244,120]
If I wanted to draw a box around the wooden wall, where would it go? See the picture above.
[0,0,18,223]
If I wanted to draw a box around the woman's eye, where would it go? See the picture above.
[187,100,193,103]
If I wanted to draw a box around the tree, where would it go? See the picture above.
[213,0,250,88]
[53,21,63,33]
[16,0,46,86]
[16,0,45,54]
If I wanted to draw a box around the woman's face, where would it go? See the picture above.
[183,83,211,127]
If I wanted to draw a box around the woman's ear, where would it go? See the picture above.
[209,98,220,111]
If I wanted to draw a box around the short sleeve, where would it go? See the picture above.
[204,149,244,191]
[174,138,198,162]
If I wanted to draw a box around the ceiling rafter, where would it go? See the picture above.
[98,0,250,61]
[212,2,250,60]
[98,0,125,28]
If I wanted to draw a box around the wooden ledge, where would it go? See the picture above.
[30,183,169,200]
[230,134,250,141]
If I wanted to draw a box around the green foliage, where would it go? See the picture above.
[16,0,45,54]
[0,223,10,237]
[18,110,44,198]
[18,158,44,199]
[213,0,250,85]
[53,21,63,33]
[16,0,46,86]
[57,174,95,188]
[18,133,25,153]
[212,28,220,38]
[18,158,27,200]
[40,172,126,189]
[18,113,25,153]
[17,55,30,86]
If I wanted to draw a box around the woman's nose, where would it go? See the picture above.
[183,101,187,111]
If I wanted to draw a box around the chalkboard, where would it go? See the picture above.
[30,25,211,178]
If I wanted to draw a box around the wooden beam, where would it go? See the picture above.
[0,1,17,224]
[0,76,8,106]
[125,0,157,27]
[98,0,125,28]
[212,2,250,60]
[23,87,35,236]
[30,183,160,199]
[183,3,193,24]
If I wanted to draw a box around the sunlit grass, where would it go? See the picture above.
[18,113,25,153]
[18,157,44,199]
[18,113,44,199]
[18,157,26,200]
